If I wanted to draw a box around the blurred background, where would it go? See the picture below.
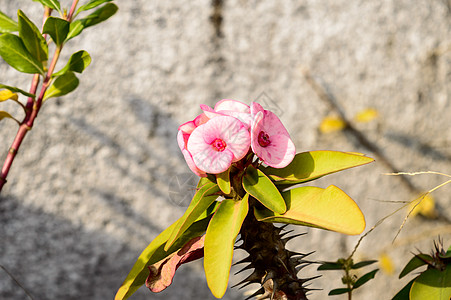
[1,1,451,299]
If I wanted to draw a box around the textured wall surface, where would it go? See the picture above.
[1,1,451,299]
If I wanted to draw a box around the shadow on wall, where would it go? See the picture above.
[0,194,244,300]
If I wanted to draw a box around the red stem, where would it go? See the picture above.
[0,0,79,192]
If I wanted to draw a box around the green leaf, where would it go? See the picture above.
[32,0,62,14]
[254,185,366,235]
[262,151,374,185]
[66,3,118,41]
[352,260,378,269]
[242,165,286,214]
[328,288,351,295]
[0,33,44,74]
[352,269,378,289]
[0,11,18,33]
[43,71,79,100]
[399,254,432,279]
[114,216,212,300]
[0,111,15,122]
[204,194,249,298]
[43,17,69,46]
[392,277,416,300]
[165,182,220,251]
[76,0,113,14]
[317,261,344,271]
[216,169,231,195]
[410,266,451,300]
[18,10,48,63]
[53,50,91,77]
[439,244,451,259]
[0,84,35,98]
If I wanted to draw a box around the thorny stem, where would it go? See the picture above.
[0,0,78,193]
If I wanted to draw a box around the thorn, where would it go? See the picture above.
[277,257,290,273]
[278,229,294,238]
[262,270,276,284]
[281,233,307,244]
[301,275,321,284]
[287,250,315,258]
[231,279,253,289]
[232,255,252,266]
[278,224,290,231]
[234,263,254,275]
[244,287,265,300]
[295,263,310,273]
[270,280,278,300]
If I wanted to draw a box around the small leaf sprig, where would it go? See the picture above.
[393,239,451,300]
[0,0,118,192]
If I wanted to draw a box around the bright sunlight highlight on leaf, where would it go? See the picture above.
[254,185,365,235]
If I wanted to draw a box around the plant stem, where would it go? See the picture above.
[67,0,80,21]
[0,46,63,193]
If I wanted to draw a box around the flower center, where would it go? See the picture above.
[211,138,227,152]
[258,131,271,147]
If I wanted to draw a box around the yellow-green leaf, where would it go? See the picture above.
[66,3,118,41]
[114,216,211,300]
[410,266,451,300]
[0,33,44,74]
[18,10,48,63]
[32,0,62,14]
[53,50,91,77]
[204,194,249,298]
[0,11,18,33]
[0,84,35,98]
[43,72,79,100]
[216,168,231,195]
[254,185,365,235]
[165,182,220,251]
[42,17,69,46]
[243,165,286,214]
[0,90,18,101]
[262,151,374,185]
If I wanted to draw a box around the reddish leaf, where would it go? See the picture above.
[146,235,205,293]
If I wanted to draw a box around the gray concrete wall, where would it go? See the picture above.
[1,1,451,299]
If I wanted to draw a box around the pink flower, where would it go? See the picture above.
[200,99,252,128]
[177,113,210,177]
[250,102,295,168]
[187,115,250,174]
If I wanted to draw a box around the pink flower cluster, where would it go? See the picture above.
[177,99,295,176]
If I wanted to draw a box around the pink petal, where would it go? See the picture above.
[178,120,196,135]
[200,104,225,119]
[206,116,250,161]
[193,147,234,174]
[215,99,250,113]
[251,110,295,168]
[260,110,290,137]
[187,116,250,173]
[250,102,264,116]
[182,149,207,177]
[254,134,295,168]
[193,113,210,127]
